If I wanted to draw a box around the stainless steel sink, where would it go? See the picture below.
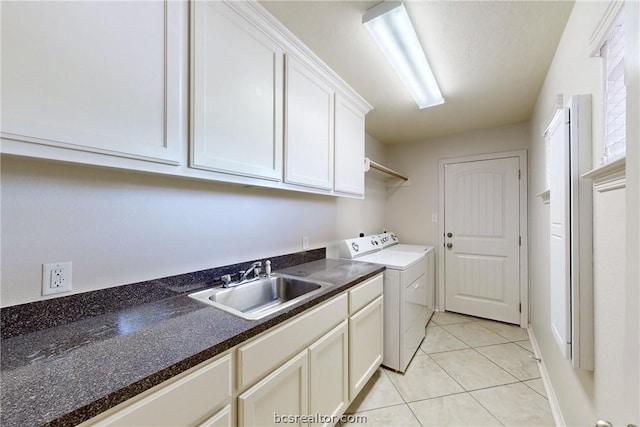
[189,274,331,320]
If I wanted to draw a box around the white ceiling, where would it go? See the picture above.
[260,0,575,144]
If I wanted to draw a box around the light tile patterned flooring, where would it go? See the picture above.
[342,312,554,427]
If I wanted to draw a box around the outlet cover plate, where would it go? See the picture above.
[42,262,72,296]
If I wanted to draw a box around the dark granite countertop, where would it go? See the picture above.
[0,258,384,427]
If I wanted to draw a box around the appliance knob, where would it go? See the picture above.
[352,242,359,252]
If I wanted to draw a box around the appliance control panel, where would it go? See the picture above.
[339,235,383,259]
[377,232,398,249]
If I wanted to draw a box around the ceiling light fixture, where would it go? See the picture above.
[363,1,444,109]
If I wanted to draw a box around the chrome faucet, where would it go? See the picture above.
[220,261,263,288]
[239,261,262,282]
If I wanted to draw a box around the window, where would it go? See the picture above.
[600,10,626,163]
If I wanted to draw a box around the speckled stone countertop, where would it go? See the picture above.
[0,258,384,427]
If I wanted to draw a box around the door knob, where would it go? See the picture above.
[447,232,452,238]
[446,243,453,249]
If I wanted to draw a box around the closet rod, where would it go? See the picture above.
[364,158,409,181]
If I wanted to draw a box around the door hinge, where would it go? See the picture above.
[519,236,522,246]
[519,303,522,313]
[518,169,521,179]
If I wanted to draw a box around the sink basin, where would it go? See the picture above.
[189,274,331,320]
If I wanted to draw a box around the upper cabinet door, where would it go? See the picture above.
[334,95,366,196]
[285,56,335,190]
[191,1,284,181]
[0,1,183,164]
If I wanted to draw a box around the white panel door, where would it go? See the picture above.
[285,55,334,190]
[1,0,183,164]
[549,108,572,359]
[349,296,383,400]
[444,157,521,324]
[239,350,309,427]
[309,320,349,427]
[191,1,283,181]
[334,94,365,196]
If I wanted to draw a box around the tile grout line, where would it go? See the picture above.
[440,321,510,348]
[348,317,548,425]
[471,341,543,382]
[469,343,526,383]
[427,318,508,426]
[466,388,507,427]
[521,378,550,400]
[423,352,470,394]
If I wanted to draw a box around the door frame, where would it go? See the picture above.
[437,150,529,328]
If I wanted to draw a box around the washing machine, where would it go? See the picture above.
[340,233,434,372]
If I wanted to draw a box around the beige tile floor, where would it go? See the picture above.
[342,312,555,427]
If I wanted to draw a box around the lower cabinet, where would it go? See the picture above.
[349,296,384,400]
[81,274,383,427]
[201,405,232,427]
[309,320,349,427]
[84,353,233,427]
[239,350,309,427]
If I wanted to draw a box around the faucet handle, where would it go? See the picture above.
[221,274,232,286]
[265,260,271,276]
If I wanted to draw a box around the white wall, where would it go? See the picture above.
[528,1,639,425]
[0,134,387,307]
[623,1,640,422]
[384,121,530,247]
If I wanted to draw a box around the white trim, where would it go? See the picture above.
[582,156,626,192]
[589,0,625,57]
[437,149,529,328]
[528,326,566,427]
[233,1,372,114]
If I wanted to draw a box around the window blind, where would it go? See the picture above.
[601,13,626,163]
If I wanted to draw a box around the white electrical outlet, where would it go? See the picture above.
[302,236,309,249]
[42,262,72,296]
[431,213,438,222]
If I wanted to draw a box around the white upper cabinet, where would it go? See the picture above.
[191,1,283,181]
[0,0,184,165]
[284,55,335,191]
[334,95,366,196]
[1,0,372,197]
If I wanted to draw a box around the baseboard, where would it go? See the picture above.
[528,325,567,427]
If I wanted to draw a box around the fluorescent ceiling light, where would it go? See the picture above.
[363,1,444,109]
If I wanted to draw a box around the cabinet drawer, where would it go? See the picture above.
[92,354,232,427]
[349,274,383,314]
[237,293,348,390]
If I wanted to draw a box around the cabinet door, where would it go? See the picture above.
[239,350,309,427]
[94,354,232,427]
[285,56,334,190]
[1,1,183,164]
[309,320,349,426]
[191,1,283,181]
[200,404,232,427]
[349,296,384,400]
[334,95,366,196]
